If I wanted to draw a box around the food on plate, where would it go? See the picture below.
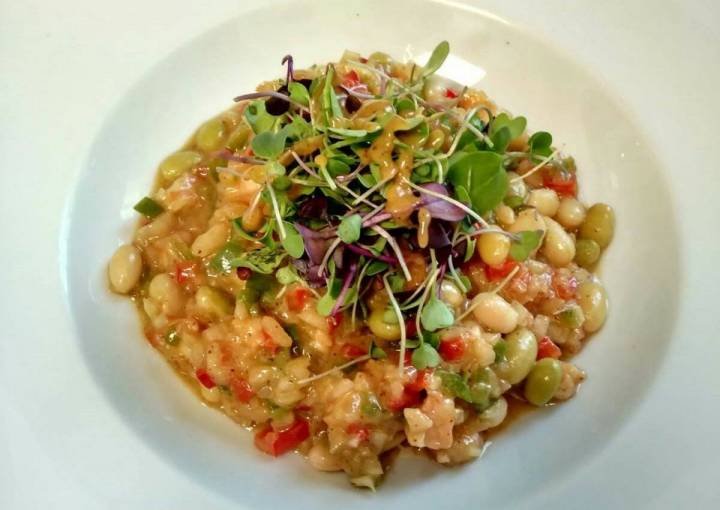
[108,41,614,488]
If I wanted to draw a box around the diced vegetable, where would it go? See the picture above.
[195,368,216,389]
[536,336,562,359]
[230,376,255,402]
[438,337,466,362]
[483,260,518,281]
[254,418,310,456]
[286,287,312,312]
[133,196,164,218]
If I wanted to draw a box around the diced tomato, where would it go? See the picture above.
[444,88,458,99]
[341,343,367,359]
[327,312,343,334]
[261,332,280,355]
[175,260,197,284]
[405,317,418,339]
[230,376,255,402]
[244,147,255,157]
[346,423,370,442]
[236,267,252,280]
[388,388,423,412]
[144,327,163,348]
[484,260,518,281]
[543,172,577,197]
[342,69,361,88]
[406,368,433,393]
[439,337,466,362]
[195,368,216,389]
[552,272,578,300]
[537,336,562,359]
[286,287,312,312]
[254,418,310,457]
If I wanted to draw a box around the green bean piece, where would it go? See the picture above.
[133,196,164,218]
[524,358,563,406]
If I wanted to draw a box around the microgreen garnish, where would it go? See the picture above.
[338,214,362,243]
[509,230,543,261]
[220,43,566,382]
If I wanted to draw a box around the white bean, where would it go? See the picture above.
[555,197,586,230]
[471,293,519,334]
[509,208,546,235]
[440,280,465,307]
[191,223,229,257]
[527,188,560,217]
[261,316,293,347]
[477,232,511,266]
[308,443,342,472]
[542,217,576,267]
[148,273,185,316]
[577,281,608,332]
[494,204,515,228]
[108,244,143,294]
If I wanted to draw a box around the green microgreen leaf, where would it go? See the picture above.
[327,158,351,177]
[463,238,476,263]
[411,343,441,370]
[528,131,553,157]
[244,100,276,134]
[423,41,450,77]
[370,344,387,359]
[366,260,389,276]
[338,214,362,243]
[328,127,369,137]
[288,81,310,107]
[273,175,292,191]
[276,265,303,286]
[321,65,343,125]
[210,243,286,274]
[133,196,164,218]
[282,115,313,141]
[448,151,507,215]
[420,291,455,331]
[394,97,415,113]
[251,130,288,159]
[509,230,543,261]
[281,221,305,258]
[388,273,406,293]
[489,113,526,153]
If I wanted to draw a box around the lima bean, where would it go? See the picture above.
[524,358,563,406]
[494,328,538,384]
[159,151,203,182]
[574,238,601,268]
[195,118,227,153]
[579,203,615,249]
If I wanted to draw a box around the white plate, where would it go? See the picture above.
[2,1,719,508]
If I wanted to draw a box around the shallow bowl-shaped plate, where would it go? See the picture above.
[63,0,679,507]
